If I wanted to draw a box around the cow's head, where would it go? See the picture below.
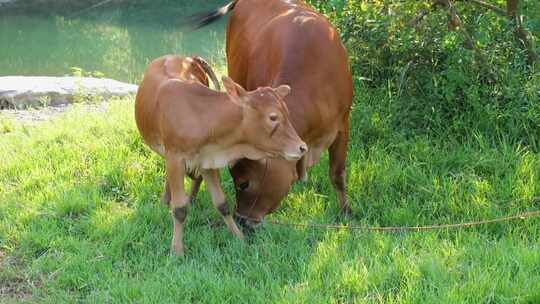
[222,76,307,161]
[230,158,297,229]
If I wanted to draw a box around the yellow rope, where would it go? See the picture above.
[265,209,540,232]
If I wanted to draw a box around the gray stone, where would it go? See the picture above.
[0,0,17,7]
[0,76,138,109]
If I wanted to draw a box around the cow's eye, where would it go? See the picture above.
[238,181,250,191]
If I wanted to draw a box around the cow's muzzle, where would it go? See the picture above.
[234,212,262,231]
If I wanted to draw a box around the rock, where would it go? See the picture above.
[0,103,108,125]
[0,0,17,8]
[0,76,138,109]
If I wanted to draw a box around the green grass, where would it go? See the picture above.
[1,95,539,303]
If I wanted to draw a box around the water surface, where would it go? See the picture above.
[0,2,227,83]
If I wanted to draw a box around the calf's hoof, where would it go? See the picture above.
[234,229,246,241]
[224,215,246,241]
[171,243,184,256]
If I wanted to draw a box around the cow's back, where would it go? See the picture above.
[226,0,352,145]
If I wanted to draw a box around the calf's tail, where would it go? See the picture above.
[185,1,238,29]
[193,56,221,91]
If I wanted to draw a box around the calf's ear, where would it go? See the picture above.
[274,85,291,98]
[222,76,248,104]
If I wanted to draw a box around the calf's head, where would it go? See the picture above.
[222,76,307,161]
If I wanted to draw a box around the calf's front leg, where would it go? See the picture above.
[201,169,245,240]
[165,155,189,256]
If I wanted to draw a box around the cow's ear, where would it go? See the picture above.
[223,76,247,105]
[274,85,291,98]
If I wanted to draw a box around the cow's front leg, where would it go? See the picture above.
[165,155,189,256]
[296,155,308,182]
[201,169,245,240]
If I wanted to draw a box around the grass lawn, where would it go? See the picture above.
[1,95,539,303]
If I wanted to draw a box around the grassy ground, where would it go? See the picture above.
[1,92,539,303]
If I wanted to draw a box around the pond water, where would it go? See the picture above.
[0,2,227,83]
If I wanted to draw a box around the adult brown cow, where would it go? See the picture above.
[191,0,353,228]
[135,55,307,254]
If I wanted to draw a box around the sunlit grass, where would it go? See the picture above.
[0,97,539,303]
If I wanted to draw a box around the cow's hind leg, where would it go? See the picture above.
[166,155,189,256]
[201,169,245,240]
[328,118,352,215]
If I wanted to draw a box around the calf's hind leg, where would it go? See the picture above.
[328,118,352,215]
[165,155,189,256]
[160,181,171,205]
[201,169,245,240]
[188,175,203,204]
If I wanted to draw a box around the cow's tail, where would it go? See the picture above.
[193,56,221,91]
[185,1,238,29]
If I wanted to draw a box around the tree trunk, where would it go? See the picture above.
[507,0,519,17]
[506,0,539,65]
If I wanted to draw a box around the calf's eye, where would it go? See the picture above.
[269,113,278,122]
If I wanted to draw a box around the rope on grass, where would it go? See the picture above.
[70,0,116,17]
[264,204,540,232]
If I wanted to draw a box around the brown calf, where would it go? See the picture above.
[135,55,307,255]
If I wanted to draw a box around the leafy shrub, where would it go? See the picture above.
[308,0,539,147]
